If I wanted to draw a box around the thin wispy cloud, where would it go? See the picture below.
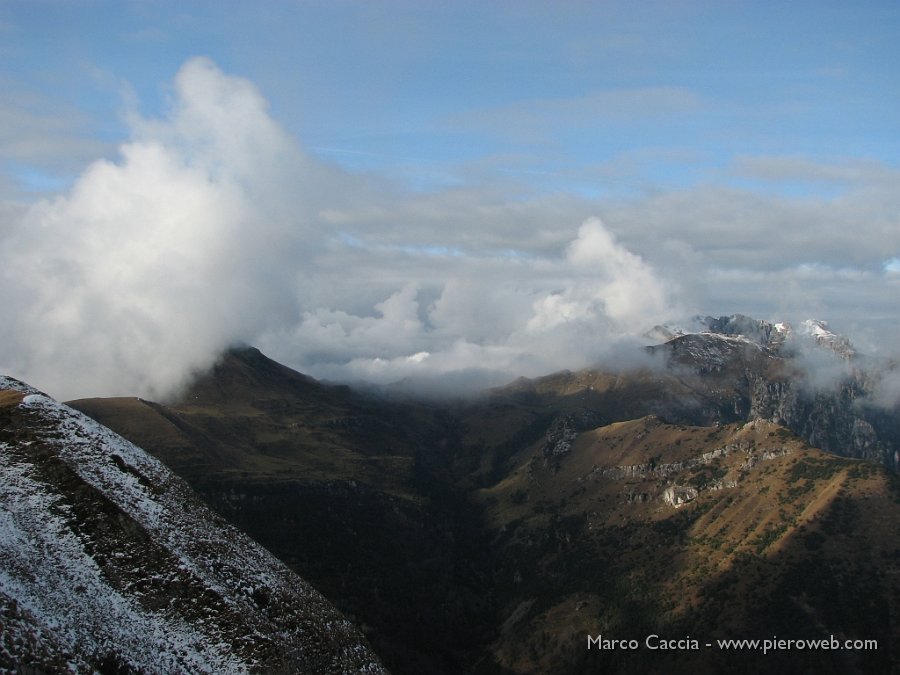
[729,155,900,188]
[445,86,706,144]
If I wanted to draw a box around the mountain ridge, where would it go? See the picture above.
[647,313,860,359]
[62,319,900,673]
[0,375,386,674]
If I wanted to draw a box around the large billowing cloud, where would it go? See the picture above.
[2,58,315,398]
[0,58,682,400]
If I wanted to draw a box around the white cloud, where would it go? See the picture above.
[262,217,680,392]
[0,58,681,399]
[564,218,671,324]
[730,155,900,187]
[871,367,900,409]
[1,58,315,399]
[521,219,674,336]
[2,58,899,400]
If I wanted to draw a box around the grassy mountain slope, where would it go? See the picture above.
[69,346,900,674]
[478,414,900,673]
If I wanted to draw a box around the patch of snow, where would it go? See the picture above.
[0,376,43,396]
[797,319,856,358]
[0,438,246,673]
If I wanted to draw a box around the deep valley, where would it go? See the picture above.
[57,316,900,674]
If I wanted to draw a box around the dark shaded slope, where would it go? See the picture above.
[71,347,499,675]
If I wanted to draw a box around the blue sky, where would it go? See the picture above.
[4,1,898,194]
[1,1,899,398]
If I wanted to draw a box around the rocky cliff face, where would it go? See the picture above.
[650,316,898,470]
[0,376,386,674]
[747,373,889,465]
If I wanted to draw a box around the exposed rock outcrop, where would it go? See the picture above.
[662,485,699,506]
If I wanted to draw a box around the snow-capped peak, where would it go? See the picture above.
[645,314,856,359]
[797,319,856,358]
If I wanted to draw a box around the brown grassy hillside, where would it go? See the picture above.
[69,347,900,674]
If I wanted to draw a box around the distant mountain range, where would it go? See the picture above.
[647,314,857,359]
[3,314,899,674]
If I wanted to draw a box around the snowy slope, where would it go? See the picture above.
[797,318,857,358]
[0,376,386,674]
[647,314,855,358]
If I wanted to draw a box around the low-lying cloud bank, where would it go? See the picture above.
[1,58,898,401]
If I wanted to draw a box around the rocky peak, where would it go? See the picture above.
[797,319,856,358]
[649,313,857,361]
[694,313,785,347]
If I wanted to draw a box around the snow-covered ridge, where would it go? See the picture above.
[0,375,43,396]
[0,381,386,673]
[646,314,856,358]
[797,319,856,357]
